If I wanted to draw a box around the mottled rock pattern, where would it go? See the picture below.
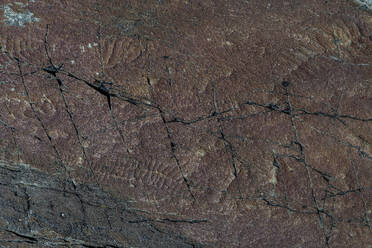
[0,0,371,247]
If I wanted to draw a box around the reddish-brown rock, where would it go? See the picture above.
[0,0,371,247]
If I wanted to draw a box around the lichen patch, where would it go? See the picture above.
[2,4,40,27]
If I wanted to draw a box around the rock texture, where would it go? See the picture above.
[0,0,371,247]
[0,160,202,247]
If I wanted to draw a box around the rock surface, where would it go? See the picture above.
[0,160,202,247]
[0,0,371,247]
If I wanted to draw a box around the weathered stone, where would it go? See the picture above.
[0,160,202,247]
[0,0,371,247]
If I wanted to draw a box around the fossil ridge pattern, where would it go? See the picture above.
[0,0,372,247]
